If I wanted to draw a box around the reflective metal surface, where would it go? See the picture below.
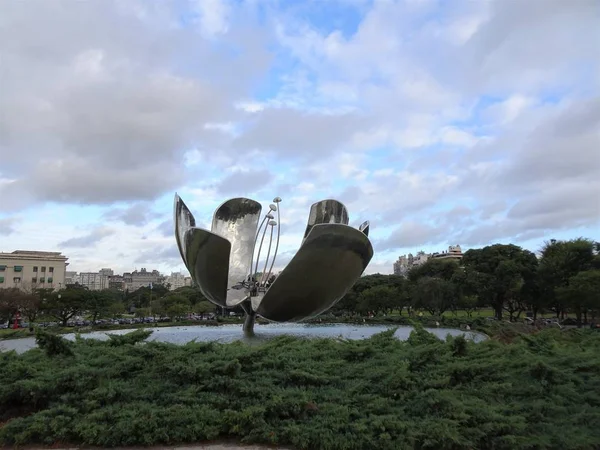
[302,199,349,244]
[359,220,370,237]
[256,223,373,322]
[173,194,196,271]
[174,194,374,333]
[211,198,262,307]
[183,227,230,306]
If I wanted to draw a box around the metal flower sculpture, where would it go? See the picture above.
[174,195,373,335]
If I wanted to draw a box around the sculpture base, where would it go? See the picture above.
[243,311,256,337]
[241,301,256,337]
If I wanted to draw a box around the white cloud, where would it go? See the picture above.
[0,0,597,276]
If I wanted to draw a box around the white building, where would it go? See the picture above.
[431,245,463,261]
[166,272,187,290]
[0,250,69,291]
[393,245,463,277]
[393,251,430,277]
[123,268,164,291]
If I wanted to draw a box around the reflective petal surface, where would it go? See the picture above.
[173,194,196,271]
[302,199,349,244]
[211,198,262,306]
[256,223,373,322]
[359,220,370,237]
[183,227,230,307]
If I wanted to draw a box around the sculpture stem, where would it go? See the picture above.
[243,310,256,337]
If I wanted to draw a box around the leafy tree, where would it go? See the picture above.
[0,288,20,325]
[408,259,461,282]
[557,270,600,327]
[457,295,478,317]
[193,300,216,316]
[357,285,402,315]
[85,290,117,324]
[538,238,597,318]
[411,277,456,316]
[462,244,538,320]
[17,292,41,325]
[43,287,86,326]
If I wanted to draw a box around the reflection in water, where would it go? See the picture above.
[0,323,486,354]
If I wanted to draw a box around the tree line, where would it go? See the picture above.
[0,283,215,327]
[334,238,600,326]
[1,238,598,328]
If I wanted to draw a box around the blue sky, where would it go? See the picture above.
[0,0,598,275]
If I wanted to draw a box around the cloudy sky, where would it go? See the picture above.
[1,0,598,275]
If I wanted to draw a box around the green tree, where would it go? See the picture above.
[410,277,455,316]
[557,270,600,327]
[357,285,402,315]
[85,290,117,324]
[43,287,86,326]
[0,288,20,325]
[462,244,538,320]
[538,238,597,318]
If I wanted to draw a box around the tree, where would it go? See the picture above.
[0,288,20,325]
[411,277,456,316]
[557,270,600,327]
[85,290,117,324]
[538,238,597,318]
[357,285,402,315]
[462,244,538,320]
[18,292,41,325]
[193,300,215,316]
[408,259,461,282]
[43,287,86,326]
[457,295,478,317]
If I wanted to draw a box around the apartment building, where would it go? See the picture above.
[0,250,69,290]
[123,268,164,291]
[393,245,463,277]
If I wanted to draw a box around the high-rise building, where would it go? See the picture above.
[0,250,69,291]
[108,275,125,290]
[393,250,430,277]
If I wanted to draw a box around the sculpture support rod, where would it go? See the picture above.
[249,215,268,280]
[254,217,270,279]
[265,203,281,285]
[260,225,275,286]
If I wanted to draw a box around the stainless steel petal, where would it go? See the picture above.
[302,199,349,245]
[256,223,373,322]
[359,220,370,237]
[211,198,262,307]
[173,194,196,270]
[183,227,230,307]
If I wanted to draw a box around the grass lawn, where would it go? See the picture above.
[1,326,599,449]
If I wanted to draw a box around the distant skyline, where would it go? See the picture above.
[1,0,598,275]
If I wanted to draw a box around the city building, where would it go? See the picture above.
[431,245,463,261]
[64,271,78,285]
[393,251,430,277]
[166,272,187,290]
[393,245,463,277]
[0,250,69,291]
[108,275,125,290]
[77,272,109,290]
[123,268,164,291]
[99,268,114,277]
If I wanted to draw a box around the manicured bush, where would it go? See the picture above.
[1,327,599,449]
